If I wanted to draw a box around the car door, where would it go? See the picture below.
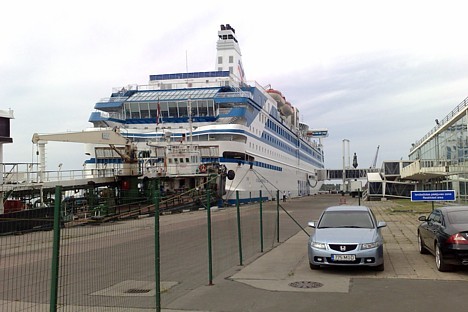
[434,211,449,245]
[425,210,443,253]
[419,210,438,253]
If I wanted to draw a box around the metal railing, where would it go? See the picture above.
[400,159,468,178]
[1,162,119,186]
[410,96,468,152]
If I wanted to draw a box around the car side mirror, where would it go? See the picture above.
[418,216,427,222]
[308,221,316,228]
[377,221,387,228]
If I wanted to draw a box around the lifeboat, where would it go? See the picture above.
[281,101,293,116]
[266,89,286,110]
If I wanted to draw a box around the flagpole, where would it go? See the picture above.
[188,97,193,144]
[156,97,161,140]
[157,96,161,123]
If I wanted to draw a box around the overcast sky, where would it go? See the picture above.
[2,0,468,173]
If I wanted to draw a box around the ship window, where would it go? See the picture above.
[218,56,223,64]
[223,151,254,162]
[157,102,168,117]
[140,103,150,118]
[197,134,208,141]
[149,102,157,118]
[168,102,178,117]
[229,56,234,63]
[178,102,188,117]
[130,105,140,119]
[124,107,131,119]
[199,102,208,116]
[208,102,214,116]
[229,66,233,74]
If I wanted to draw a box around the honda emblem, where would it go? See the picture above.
[340,245,346,252]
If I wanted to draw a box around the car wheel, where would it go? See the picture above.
[309,262,320,270]
[435,244,452,272]
[418,232,428,254]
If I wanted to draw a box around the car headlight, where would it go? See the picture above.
[361,242,381,250]
[311,241,326,249]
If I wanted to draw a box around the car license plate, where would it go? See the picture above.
[332,254,356,261]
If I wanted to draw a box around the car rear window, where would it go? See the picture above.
[447,210,468,224]
[318,211,374,229]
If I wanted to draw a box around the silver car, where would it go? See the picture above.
[307,205,386,271]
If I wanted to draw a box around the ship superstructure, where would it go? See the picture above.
[86,24,327,202]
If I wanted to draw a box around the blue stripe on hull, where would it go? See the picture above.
[225,196,269,205]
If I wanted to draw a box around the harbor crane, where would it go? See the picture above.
[32,128,138,179]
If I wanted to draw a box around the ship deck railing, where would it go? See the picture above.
[97,96,128,103]
[217,91,253,99]
[1,163,119,186]
[1,161,217,190]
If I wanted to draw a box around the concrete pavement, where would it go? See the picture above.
[165,196,468,311]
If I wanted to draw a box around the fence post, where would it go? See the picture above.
[236,190,243,266]
[276,190,280,243]
[153,179,161,312]
[49,185,62,312]
[259,190,263,253]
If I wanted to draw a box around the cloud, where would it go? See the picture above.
[2,0,468,174]
[271,52,468,169]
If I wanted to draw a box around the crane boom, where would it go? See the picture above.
[32,129,128,145]
[32,128,137,164]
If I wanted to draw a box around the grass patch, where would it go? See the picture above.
[387,199,445,214]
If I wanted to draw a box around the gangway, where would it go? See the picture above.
[323,168,380,180]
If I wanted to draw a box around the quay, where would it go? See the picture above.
[164,196,468,312]
[2,194,467,312]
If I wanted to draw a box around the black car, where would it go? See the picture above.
[418,206,468,271]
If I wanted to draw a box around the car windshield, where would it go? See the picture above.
[447,210,468,225]
[318,211,374,229]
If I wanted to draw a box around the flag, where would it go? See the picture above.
[156,99,161,125]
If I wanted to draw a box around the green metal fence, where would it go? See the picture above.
[0,182,304,311]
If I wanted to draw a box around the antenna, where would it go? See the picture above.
[185,50,189,73]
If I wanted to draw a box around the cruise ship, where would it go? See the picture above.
[86,24,327,203]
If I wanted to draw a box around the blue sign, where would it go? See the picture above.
[411,190,456,202]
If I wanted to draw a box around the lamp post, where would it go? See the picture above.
[342,139,350,191]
